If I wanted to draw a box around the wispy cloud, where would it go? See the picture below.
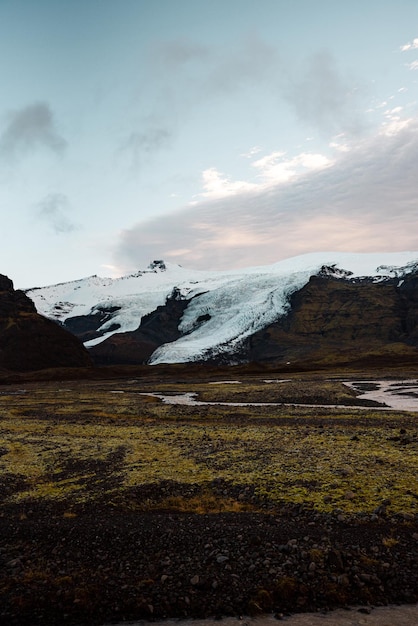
[37,193,78,234]
[0,102,67,161]
[123,36,365,173]
[192,150,332,202]
[121,35,280,171]
[114,118,418,272]
[400,38,418,51]
[120,125,172,170]
[283,51,365,136]
[400,37,418,71]
[152,40,209,69]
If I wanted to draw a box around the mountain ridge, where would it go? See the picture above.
[24,252,418,367]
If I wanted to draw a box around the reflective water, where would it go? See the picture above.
[346,379,418,411]
[142,379,418,412]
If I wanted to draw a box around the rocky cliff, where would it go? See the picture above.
[0,274,92,371]
[243,272,418,367]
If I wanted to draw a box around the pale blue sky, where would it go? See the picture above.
[1,0,418,286]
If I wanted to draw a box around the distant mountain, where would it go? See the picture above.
[0,274,92,372]
[25,253,418,368]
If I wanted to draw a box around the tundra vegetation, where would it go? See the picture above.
[0,376,417,515]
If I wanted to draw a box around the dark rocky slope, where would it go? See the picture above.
[89,271,418,368]
[243,272,418,367]
[89,288,190,365]
[0,274,92,371]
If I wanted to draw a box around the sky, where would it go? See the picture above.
[1,0,418,288]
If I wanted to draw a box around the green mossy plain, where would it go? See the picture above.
[0,377,417,515]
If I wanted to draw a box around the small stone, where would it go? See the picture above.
[337,574,349,586]
[190,575,199,585]
[216,555,229,564]
[360,573,372,583]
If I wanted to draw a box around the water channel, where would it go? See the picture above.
[141,379,418,412]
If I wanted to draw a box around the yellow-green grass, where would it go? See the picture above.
[0,379,417,514]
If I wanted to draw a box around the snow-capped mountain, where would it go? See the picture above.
[26,252,418,366]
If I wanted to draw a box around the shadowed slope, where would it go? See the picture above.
[0,274,92,371]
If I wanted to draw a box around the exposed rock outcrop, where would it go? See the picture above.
[63,306,121,343]
[0,274,92,371]
[243,273,418,367]
[89,288,189,365]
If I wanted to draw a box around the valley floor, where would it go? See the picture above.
[0,371,417,625]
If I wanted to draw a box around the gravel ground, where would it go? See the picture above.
[109,605,418,626]
[0,503,417,626]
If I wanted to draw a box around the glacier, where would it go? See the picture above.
[25,251,418,364]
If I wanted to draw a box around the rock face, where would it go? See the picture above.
[89,272,418,367]
[243,273,418,367]
[0,274,92,371]
[63,306,121,343]
[89,289,189,365]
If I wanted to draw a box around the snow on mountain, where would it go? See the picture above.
[26,252,418,364]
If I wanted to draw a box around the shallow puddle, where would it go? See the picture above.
[143,379,418,412]
[346,380,418,411]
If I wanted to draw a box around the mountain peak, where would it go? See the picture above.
[148,259,167,271]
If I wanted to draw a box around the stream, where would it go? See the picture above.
[141,379,418,412]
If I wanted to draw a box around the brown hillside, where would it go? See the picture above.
[0,274,92,371]
[245,273,418,367]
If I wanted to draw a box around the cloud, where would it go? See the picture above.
[152,40,209,69]
[0,102,67,161]
[114,118,418,272]
[282,51,364,136]
[152,34,277,94]
[195,167,259,200]
[120,126,172,169]
[400,38,418,51]
[37,193,78,234]
[121,35,279,171]
[192,151,332,202]
[203,33,279,95]
[120,37,365,177]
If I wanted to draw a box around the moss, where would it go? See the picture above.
[0,377,417,513]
